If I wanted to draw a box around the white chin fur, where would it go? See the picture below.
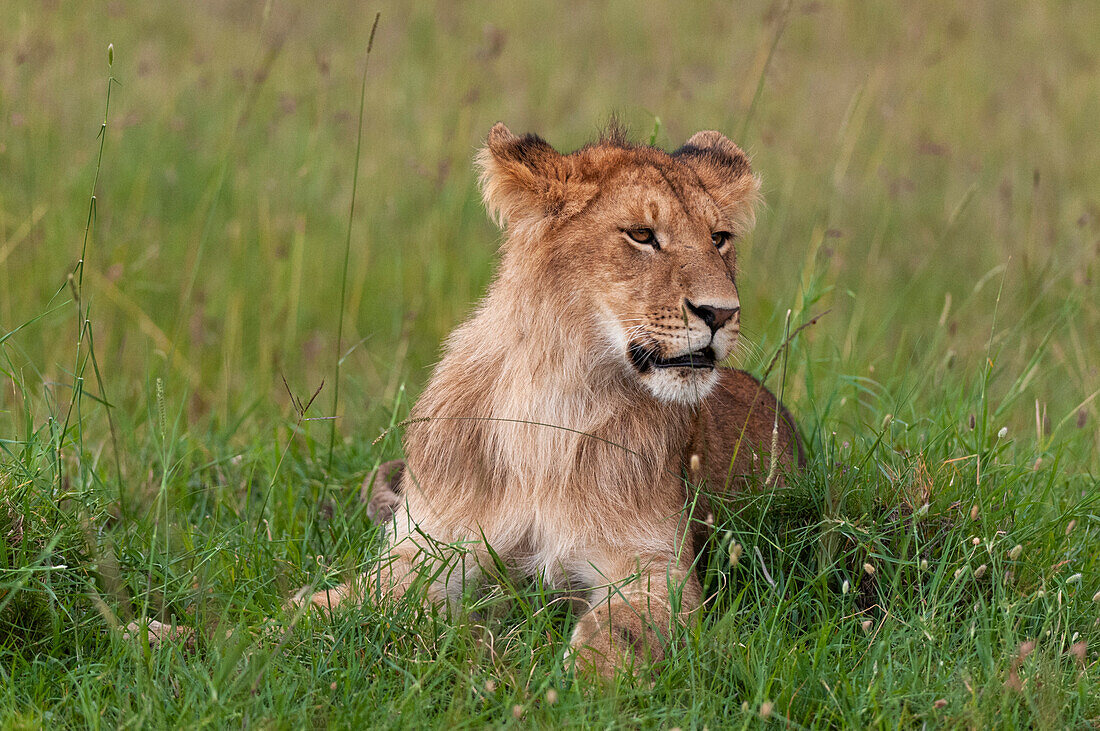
[641,367,720,405]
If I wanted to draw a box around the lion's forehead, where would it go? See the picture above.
[597,166,723,231]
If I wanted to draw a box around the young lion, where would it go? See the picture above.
[299,123,801,677]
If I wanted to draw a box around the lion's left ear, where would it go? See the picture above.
[673,131,761,235]
[476,123,597,231]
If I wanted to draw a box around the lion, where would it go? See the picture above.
[297,123,802,677]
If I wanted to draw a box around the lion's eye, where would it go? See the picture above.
[624,228,658,248]
[712,231,733,249]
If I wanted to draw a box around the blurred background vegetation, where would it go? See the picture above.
[2,0,1097,467]
[1,2,1098,725]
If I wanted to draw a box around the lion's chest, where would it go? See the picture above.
[482,412,683,590]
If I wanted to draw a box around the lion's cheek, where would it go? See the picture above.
[710,327,740,362]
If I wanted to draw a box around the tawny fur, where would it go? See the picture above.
[302,123,801,678]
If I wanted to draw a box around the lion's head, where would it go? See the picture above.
[476,123,760,406]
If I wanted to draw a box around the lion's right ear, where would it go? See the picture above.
[673,131,760,236]
[476,123,595,231]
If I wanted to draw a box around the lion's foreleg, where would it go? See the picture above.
[567,551,702,677]
[290,527,485,614]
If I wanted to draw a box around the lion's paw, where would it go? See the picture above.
[567,600,665,678]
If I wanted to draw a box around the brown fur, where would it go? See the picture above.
[300,123,801,678]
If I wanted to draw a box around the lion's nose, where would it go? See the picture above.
[685,299,740,332]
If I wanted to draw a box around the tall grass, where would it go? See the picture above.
[0,1,1097,727]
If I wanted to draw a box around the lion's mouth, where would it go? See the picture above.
[654,348,716,369]
[629,343,716,371]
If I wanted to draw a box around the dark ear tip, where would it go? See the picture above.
[679,130,745,156]
[674,129,752,176]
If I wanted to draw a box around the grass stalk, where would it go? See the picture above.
[57,44,123,502]
[327,12,381,470]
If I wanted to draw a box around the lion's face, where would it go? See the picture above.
[577,165,745,404]
[478,124,760,405]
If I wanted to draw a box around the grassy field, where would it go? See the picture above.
[2,1,1098,727]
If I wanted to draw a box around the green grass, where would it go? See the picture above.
[2,1,1098,727]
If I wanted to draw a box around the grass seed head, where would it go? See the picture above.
[512,704,523,719]
[1066,573,1082,584]
[1065,519,1076,535]
[997,426,1008,439]
[759,701,773,718]
[1092,590,1100,602]
[545,688,558,705]
[1009,544,1023,560]
[969,504,979,521]
[842,579,850,595]
[863,562,875,576]
[729,542,743,567]
[973,564,987,579]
